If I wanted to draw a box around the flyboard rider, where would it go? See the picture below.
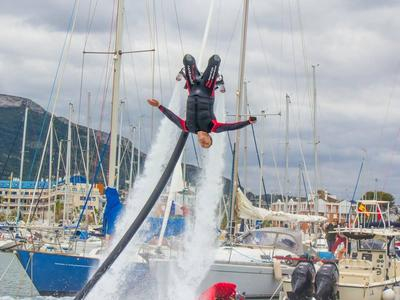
[148,54,257,148]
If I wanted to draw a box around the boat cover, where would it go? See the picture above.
[102,187,123,235]
[236,188,326,223]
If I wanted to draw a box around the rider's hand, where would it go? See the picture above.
[147,99,160,107]
[249,116,257,124]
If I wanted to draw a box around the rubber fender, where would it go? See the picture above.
[274,259,282,281]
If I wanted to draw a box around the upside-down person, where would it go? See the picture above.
[148,54,256,148]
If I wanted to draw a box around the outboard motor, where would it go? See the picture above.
[315,262,339,300]
[289,261,315,300]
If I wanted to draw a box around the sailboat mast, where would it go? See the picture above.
[116,101,124,189]
[258,110,265,208]
[48,119,53,224]
[137,119,141,177]
[284,94,290,210]
[64,103,73,224]
[229,0,249,236]
[86,92,91,187]
[55,140,62,222]
[108,0,124,189]
[86,92,91,224]
[297,163,301,211]
[243,81,248,196]
[312,65,319,214]
[17,106,28,224]
[150,0,156,140]
[128,125,135,189]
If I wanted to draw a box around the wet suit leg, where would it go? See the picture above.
[183,54,201,92]
[201,54,221,97]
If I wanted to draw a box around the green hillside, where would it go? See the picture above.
[0,94,144,190]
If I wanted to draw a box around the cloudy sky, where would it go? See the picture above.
[1,0,400,201]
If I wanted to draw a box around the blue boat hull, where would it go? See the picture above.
[16,250,150,296]
[16,249,100,296]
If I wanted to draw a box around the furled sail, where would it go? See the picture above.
[236,188,326,223]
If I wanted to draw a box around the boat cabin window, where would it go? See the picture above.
[312,239,328,248]
[358,239,386,251]
[395,246,400,258]
[240,230,300,253]
[242,231,276,246]
[388,238,396,257]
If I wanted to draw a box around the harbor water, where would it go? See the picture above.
[0,252,39,299]
[0,251,75,300]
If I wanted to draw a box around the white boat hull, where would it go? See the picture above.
[281,277,400,300]
[150,258,293,298]
[201,262,292,298]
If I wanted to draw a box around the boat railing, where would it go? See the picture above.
[352,200,391,229]
[6,224,105,256]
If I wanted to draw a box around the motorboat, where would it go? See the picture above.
[280,200,400,300]
[280,227,400,300]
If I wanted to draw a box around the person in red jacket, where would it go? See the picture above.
[148,54,256,148]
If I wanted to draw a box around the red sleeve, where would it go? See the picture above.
[159,105,188,132]
[211,119,251,133]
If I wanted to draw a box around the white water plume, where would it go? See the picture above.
[165,92,227,300]
[88,81,185,299]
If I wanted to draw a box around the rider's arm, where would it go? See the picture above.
[210,117,256,133]
[159,105,188,132]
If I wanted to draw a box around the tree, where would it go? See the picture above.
[362,191,395,205]
[55,199,64,222]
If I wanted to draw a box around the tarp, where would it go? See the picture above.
[144,216,185,241]
[74,230,89,240]
[236,188,326,223]
[157,160,184,246]
[0,180,51,189]
[70,175,87,184]
[102,187,123,235]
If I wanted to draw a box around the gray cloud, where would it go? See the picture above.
[1,0,400,201]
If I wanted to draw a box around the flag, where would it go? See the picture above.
[377,205,382,221]
[357,202,370,217]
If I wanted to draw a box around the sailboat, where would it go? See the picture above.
[14,0,132,295]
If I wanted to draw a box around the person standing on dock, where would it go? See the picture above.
[325,222,337,252]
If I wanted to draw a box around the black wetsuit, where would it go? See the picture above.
[158,54,253,134]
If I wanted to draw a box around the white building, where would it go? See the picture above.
[0,176,104,224]
[271,190,353,225]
